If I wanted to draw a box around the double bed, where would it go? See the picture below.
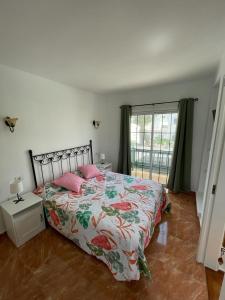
[29,140,167,281]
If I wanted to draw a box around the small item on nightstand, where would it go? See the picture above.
[10,177,24,204]
[100,153,106,164]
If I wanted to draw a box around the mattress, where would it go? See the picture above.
[39,171,166,281]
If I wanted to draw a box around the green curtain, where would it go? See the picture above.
[118,105,132,175]
[167,98,194,192]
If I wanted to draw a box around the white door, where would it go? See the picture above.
[197,76,225,269]
[204,133,225,270]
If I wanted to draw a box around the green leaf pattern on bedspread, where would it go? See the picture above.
[105,186,117,199]
[43,171,166,281]
[76,211,92,229]
[121,211,140,224]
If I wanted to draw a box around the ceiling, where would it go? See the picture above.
[0,0,225,93]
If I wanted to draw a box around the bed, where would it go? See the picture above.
[29,140,167,281]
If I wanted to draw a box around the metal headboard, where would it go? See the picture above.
[29,140,93,188]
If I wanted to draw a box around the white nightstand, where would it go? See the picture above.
[1,192,45,247]
[96,162,112,172]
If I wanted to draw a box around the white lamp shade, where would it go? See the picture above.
[10,178,23,194]
[100,153,105,160]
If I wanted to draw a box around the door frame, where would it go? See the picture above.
[197,76,225,267]
[219,275,225,300]
[205,134,225,270]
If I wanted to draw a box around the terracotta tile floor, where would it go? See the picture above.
[0,193,209,300]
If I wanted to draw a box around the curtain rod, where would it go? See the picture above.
[121,98,198,108]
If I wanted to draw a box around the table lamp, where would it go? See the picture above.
[10,177,24,204]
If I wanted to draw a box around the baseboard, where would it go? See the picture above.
[219,264,225,273]
[167,190,196,196]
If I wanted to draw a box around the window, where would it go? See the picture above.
[131,111,178,185]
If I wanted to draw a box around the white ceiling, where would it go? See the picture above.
[0,0,225,93]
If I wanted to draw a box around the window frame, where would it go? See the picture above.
[130,106,178,184]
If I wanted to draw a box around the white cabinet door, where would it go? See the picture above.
[14,203,45,246]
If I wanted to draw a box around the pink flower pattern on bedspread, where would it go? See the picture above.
[41,171,166,281]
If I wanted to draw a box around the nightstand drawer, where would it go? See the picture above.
[14,203,45,246]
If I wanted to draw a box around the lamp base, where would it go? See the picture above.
[13,193,24,204]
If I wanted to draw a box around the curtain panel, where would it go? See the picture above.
[118,105,132,175]
[167,98,195,192]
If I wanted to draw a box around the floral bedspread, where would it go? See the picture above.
[40,171,166,281]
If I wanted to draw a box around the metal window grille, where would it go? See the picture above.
[131,112,178,185]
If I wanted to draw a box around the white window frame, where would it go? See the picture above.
[131,102,178,183]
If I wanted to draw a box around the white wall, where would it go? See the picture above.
[0,64,101,233]
[97,75,215,192]
[215,52,225,83]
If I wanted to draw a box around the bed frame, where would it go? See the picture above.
[29,140,93,188]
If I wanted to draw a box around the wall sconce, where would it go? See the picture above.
[93,120,100,129]
[4,116,18,133]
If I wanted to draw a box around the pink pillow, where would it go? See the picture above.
[53,173,85,192]
[79,164,101,179]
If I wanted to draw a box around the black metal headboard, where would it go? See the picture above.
[29,140,93,188]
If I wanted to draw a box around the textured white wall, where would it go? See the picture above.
[215,52,225,83]
[0,64,101,233]
[97,75,215,192]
